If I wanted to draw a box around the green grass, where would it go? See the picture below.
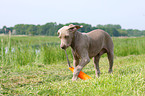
[0,55,144,95]
[113,37,145,56]
[0,36,145,66]
[0,35,59,47]
[0,36,145,95]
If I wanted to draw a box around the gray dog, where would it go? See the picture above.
[57,24,114,81]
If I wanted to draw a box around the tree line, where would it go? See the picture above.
[0,22,145,37]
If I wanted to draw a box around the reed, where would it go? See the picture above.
[0,36,145,66]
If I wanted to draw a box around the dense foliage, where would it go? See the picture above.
[0,22,145,37]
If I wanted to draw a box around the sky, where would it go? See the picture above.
[0,0,145,30]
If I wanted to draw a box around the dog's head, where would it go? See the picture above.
[57,24,83,49]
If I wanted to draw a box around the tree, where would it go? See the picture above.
[2,26,8,34]
[117,29,128,36]
[0,22,144,37]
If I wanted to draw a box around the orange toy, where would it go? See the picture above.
[69,66,92,80]
[64,50,92,80]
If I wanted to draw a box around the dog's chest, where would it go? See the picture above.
[73,49,81,59]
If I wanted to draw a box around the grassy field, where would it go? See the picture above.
[0,35,59,46]
[0,36,145,95]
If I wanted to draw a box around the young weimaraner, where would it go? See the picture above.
[57,24,114,81]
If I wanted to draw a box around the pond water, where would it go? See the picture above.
[3,42,60,54]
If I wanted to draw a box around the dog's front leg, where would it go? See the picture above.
[72,57,90,81]
[73,59,79,68]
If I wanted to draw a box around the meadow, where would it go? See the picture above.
[0,36,145,95]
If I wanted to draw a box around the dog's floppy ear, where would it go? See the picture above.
[75,25,83,29]
[68,24,83,32]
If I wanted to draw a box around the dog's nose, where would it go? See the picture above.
[61,46,65,49]
[60,44,66,49]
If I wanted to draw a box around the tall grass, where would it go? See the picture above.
[114,37,145,56]
[0,36,72,66]
[0,36,145,66]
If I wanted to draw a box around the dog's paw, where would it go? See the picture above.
[108,69,113,73]
[72,76,78,81]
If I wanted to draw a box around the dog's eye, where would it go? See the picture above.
[65,35,69,38]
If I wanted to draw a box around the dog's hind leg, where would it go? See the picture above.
[94,48,108,77]
[107,51,114,73]
[93,54,101,77]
